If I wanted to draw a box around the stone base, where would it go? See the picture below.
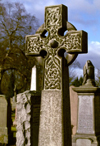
[0,127,8,144]
[72,134,97,146]
[38,89,71,146]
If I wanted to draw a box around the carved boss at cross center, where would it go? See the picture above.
[26,5,87,90]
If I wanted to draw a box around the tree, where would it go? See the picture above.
[0,1,41,98]
[71,76,83,87]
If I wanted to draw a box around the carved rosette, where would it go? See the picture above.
[16,91,31,146]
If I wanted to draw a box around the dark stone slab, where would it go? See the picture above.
[31,91,41,146]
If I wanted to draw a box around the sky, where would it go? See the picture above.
[2,0,100,77]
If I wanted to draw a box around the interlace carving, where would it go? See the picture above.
[44,56,61,89]
[45,6,61,27]
[61,32,81,51]
[27,35,40,54]
[26,4,87,90]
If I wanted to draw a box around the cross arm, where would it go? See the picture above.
[61,30,88,54]
[25,34,45,56]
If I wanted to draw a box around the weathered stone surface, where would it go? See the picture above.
[0,95,8,144]
[16,90,41,146]
[76,139,91,146]
[16,91,31,146]
[39,90,63,146]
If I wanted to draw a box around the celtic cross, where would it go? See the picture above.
[26,5,87,90]
[25,4,88,146]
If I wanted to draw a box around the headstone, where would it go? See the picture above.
[72,60,100,146]
[0,95,8,144]
[25,4,87,146]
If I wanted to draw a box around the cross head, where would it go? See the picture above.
[25,4,87,90]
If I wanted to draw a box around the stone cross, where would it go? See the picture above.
[26,4,87,146]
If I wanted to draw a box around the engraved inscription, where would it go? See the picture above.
[77,95,94,134]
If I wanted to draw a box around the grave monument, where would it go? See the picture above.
[25,4,88,146]
[16,66,41,146]
[0,66,8,144]
[72,60,100,146]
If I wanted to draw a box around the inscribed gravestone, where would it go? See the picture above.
[25,4,87,146]
[72,60,98,146]
[0,95,8,144]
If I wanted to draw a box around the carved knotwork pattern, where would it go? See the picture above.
[61,33,81,51]
[45,6,61,27]
[26,5,84,90]
[44,56,61,89]
[27,36,41,54]
[26,30,82,54]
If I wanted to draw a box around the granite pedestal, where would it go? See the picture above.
[72,84,100,146]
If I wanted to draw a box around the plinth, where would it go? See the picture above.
[72,83,100,146]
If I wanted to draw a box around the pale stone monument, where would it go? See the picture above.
[0,67,8,145]
[72,60,100,146]
[30,66,37,91]
[16,90,41,146]
[25,4,87,146]
[16,91,31,146]
[0,95,8,144]
[16,66,41,146]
